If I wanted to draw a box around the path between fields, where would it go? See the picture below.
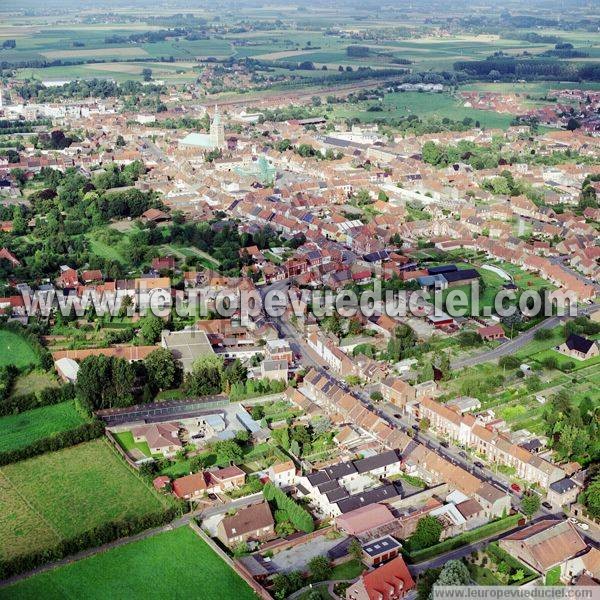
[0,513,197,589]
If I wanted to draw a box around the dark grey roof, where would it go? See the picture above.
[565,333,595,354]
[354,450,401,474]
[362,535,401,557]
[441,268,480,283]
[429,264,457,275]
[317,480,341,493]
[325,461,357,480]
[325,487,350,503]
[549,477,577,494]
[307,471,330,486]
[336,483,402,514]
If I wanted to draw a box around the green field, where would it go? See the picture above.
[0,439,171,561]
[0,526,256,600]
[0,401,88,453]
[0,331,39,369]
[333,91,515,129]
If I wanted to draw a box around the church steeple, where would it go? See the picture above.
[209,105,225,149]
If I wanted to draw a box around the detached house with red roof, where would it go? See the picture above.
[172,465,246,500]
[346,555,415,600]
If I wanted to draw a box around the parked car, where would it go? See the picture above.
[568,517,578,524]
[411,424,419,431]
[440,440,449,448]
[458,451,467,459]
[542,501,552,510]
[474,461,484,468]
[577,522,590,531]
[394,413,402,419]
[510,483,521,493]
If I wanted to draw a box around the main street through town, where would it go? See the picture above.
[257,280,600,537]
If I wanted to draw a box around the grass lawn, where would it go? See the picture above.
[113,430,153,458]
[0,331,40,369]
[0,439,171,561]
[0,401,88,453]
[330,559,364,580]
[10,370,59,398]
[0,526,256,600]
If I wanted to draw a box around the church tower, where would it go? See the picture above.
[209,105,225,150]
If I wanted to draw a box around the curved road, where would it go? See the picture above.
[451,302,600,370]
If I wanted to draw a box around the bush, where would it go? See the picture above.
[0,382,76,416]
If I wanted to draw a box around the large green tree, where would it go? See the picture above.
[184,354,224,396]
[145,348,180,391]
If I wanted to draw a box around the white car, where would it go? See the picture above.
[577,522,590,531]
[568,517,579,524]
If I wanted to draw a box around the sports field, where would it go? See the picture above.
[0,401,88,453]
[0,439,171,561]
[0,331,39,369]
[0,526,256,600]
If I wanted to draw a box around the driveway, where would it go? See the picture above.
[271,535,348,573]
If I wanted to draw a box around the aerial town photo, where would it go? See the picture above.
[0,0,599,598]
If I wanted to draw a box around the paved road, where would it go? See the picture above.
[451,302,600,369]
[409,514,556,576]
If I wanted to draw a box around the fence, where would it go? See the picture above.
[189,522,272,600]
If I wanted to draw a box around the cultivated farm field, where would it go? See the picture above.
[0,526,256,600]
[0,439,171,561]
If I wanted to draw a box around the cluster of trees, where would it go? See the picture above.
[0,379,76,417]
[422,139,505,170]
[263,482,314,533]
[92,160,146,190]
[0,118,51,135]
[544,388,598,466]
[417,560,470,600]
[2,163,162,280]
[454,58,600,82]
[184,355,229,397]
[33,129,76,150]
[347,45,370,57]
[16,78,165,102]
[579,469,600,519]
[580,174,600,211]
[77,355,136,412]
[271,419,331,459]
[76,347,182,411]
[386,324,417,362]
[166,220,247,275]
[271,570,304,600]
[105,28,188,45]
